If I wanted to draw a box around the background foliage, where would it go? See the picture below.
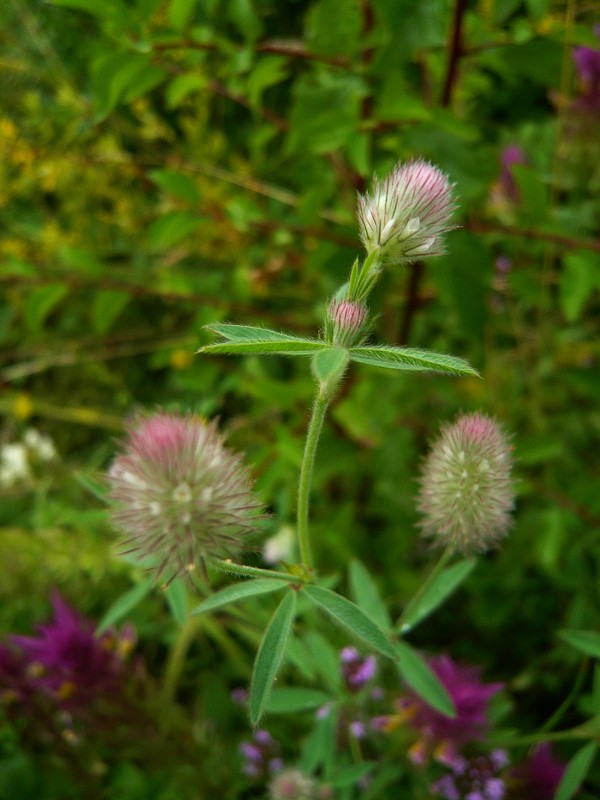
[1,0,599,797]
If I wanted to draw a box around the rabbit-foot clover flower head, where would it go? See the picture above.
[417,413,514,556]
[269,768,316,800]
[325,299,369,348]
[108,412,264,582]
[357,159,456,267]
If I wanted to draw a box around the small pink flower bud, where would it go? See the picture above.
[417,413,514,555]
[357,160,456,266]
[326,298,368,347]
[107,412,263,581]
[269,768,315,800]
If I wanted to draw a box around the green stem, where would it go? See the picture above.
[492,727,588,747]
[163,617,199,701]
[538,659,588,734]
[208,557,310,584]
[396,546,454,632]
[297,392,331,570]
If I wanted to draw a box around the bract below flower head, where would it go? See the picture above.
[108,412,264,582]
[417,413,514,556]
[357,159,456,267]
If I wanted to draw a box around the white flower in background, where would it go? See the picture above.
[24,429,57,462]
[263,525,295,565]
[0,443,31,487]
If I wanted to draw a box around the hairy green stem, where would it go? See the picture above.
[209,557,309,583]
[297,393,331,570]
[396,545,454,632]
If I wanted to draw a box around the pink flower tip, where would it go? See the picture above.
[417,412,514,556]
[357,159,456,267]
[108,411,264,582]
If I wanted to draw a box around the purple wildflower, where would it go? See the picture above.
[396,654,503,767]
[511,743,566,800]
[498,145,527,202]
[8,593,129,708]
[240,729,281,780]
[349,720,367,739]
[340,647,377,693]
[573,29,600,113]
[433,751,509,800]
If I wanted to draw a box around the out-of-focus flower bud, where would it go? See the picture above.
[417,413,514,555]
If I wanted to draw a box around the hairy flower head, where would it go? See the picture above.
[108,412,263,581]
[269,768,315,800]
[417,413,514,556]
[357,159,456,266]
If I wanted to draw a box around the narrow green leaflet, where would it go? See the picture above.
[328,762,375,789]
[399,560,475,633]
[396,640,456,717]
[266,687,330,714]
[201,340,331,356]
[192,579,288,615]
[96,577,154,635]
[554,741,597,800]
[205,323,309,342]
[165,577,187,626]
[349,559,392,632]
[250,590,297,725]
[300,707,338,775]
[348,345,479,377]
[200,323,333,356]
[558,630,600,660]
[302,631,343,690]
[303,585,396,659]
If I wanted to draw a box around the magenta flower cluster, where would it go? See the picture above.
[397,654,503,768]
[0,593,131,709]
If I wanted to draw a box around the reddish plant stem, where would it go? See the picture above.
[398,0,465,345]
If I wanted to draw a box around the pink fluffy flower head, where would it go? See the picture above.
[268,768,315,800]
[417,413,514,556]
[357,159,456,266]
[108,412,264,582]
